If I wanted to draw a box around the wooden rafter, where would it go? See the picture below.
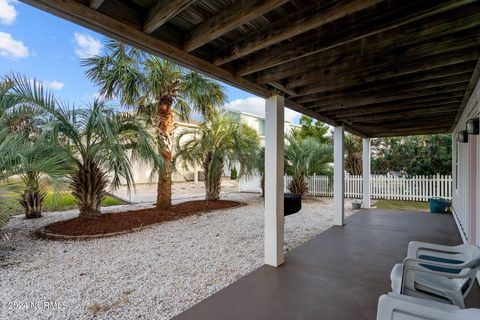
[213,0,383,65]
[284,48,480,88]
[89,0,104,9]
[183,0,288,52]
[311,90,466,113]
[237,0,479,76]
[144,0,195,34]
[451,57,480,130]
[295,74,471,105]
[254,27,480,85]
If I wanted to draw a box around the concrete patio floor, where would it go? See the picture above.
[173,209,480,320]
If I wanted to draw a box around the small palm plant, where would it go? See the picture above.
[83,40,226,208]
[1,76,72,218]
[285,135,333,196]
[43,101,164,218]
[175,113,260,200]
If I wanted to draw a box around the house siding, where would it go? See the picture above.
[452,78,480,247]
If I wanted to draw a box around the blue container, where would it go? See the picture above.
[428,197,450,214]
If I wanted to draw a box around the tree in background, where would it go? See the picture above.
[371,134,452,176]
[175,113,260,200]
[285,135,333,196]
[83,40,226,209]
[344,133,363,175]
[293,115,330,143]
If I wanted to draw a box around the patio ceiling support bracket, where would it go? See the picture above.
[264,95,285,267]
[334,126,345,226]
[362,138,371,208]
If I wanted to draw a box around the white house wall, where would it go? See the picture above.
[452,77,480,246]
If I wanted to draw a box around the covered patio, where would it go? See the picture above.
[174,210,480,320]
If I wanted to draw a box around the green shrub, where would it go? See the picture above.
[230,167,238,180]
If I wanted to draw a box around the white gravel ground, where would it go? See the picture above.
[0,193,354,320]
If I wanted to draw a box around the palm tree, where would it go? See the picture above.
[285,135,333,196]
[175,113,260,200]
[82,40,226,208]
[6,75,164,218]
[345,133,362,175]
[44,100,164,218]
[1,76,72,218]
[254,147,265,197]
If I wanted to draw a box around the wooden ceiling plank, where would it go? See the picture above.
[184,0,288,52]
[285,48,480,88]
[89,0,104,9]
[213,0,383,65]
[268,81,297,97]
[237,1,480,76]
[330,100,462,118]
[451,57,480,130]
[144,0,195,34]
[294,63,476,97]
[310,90,466,112]
[255,27,480,85]
[295,74,471,104]
[294,68,474,98]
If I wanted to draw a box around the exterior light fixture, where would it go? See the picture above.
[457,130,468,143]
[466,117,479,135]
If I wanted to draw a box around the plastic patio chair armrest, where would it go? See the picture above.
[403,258,470,279]
[407,241,464,259]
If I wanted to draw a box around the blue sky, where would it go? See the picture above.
[0,0,301,122]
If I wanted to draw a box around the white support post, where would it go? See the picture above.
[334,126,345,226]
[362,138,371,208]
[264,95,284,267]
[193,164,199,184]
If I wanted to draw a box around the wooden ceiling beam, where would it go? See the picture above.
[285,48,480,88]
[451,57,480,130]
[143,0,195,34]
[310,90,466,112]
[213,0,383,65]
[238,2,480,76]
[268,81,297,97]
[255,28,480,85]
[294,63,476,97]
[89,0,104,9]
[295,74,471,104]
[365,127,451,137]
[184,0,288,52]
[347,107,458,123]
[329,99,462,118]
[293,65,474,98]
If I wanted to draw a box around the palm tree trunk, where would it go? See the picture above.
[204,154,223,201]
[71,161,108,218]
[155,96,174,209]
[19,186,46,219]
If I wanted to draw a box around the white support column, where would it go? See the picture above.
[264,95,285,267]
[362,138,371,208]
[334,126,345,226]
[193,164,199,184]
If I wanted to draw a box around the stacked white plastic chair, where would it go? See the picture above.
[377,293,480,320]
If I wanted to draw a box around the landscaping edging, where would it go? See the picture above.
[36,202,246,241]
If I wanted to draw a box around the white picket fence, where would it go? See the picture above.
[239,174,452,201]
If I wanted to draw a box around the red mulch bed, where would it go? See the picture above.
[40,200,243,238]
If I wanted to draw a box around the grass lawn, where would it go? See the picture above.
[4,187,125,214]
[373,199,429,212]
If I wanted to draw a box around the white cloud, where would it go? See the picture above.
[0,32,29,59]
[74,32,102,59]
[224,96,301,122]
[0,0,16,25]
[43,80,64,90]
